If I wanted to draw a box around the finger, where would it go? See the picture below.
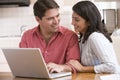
[47,66,53,73]
[50,68,58,73]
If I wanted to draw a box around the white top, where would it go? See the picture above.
[80,32,120,73]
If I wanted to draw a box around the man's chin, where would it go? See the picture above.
[54,28,59,32]
[53,26,59,30]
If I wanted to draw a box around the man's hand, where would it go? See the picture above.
[47,62,65,73]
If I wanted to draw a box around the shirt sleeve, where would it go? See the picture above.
[19,31,28,48]
[65,33,80,73]
[66,33,80,62]
[89,33,118,73]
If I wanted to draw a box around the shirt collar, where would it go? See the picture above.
[32,25,64,35]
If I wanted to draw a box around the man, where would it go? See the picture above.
[19,0,80,73]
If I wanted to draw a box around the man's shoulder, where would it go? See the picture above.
[25,26,37,32]
[22,26,37,36]
[60,26,76,34]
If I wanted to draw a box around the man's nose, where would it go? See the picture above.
[53,17,59,24]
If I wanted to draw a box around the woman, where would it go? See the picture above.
[70,1,120,73]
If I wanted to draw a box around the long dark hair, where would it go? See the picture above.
[72,1,112,43]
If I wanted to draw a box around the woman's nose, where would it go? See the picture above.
[71,20,75,26]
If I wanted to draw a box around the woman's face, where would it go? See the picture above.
[72,12,89,34]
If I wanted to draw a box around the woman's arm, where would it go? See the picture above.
[89,33,117,73]
[69,60,94,73]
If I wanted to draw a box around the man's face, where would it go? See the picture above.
[38,8,60,34]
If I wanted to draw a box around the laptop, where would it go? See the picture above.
[2,48,71,78]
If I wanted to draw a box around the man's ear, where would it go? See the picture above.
[35,16,41,22]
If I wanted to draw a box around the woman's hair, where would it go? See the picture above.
[72,1,112,43]
[33,0,59,19]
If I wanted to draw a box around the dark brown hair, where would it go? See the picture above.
[33,0,59,19]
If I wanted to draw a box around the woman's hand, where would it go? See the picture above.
[69,60,94,73]
[69,60,84,72]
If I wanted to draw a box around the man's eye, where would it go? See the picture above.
[56,14,60,18]
[75,19,80,22]
[47,18,53,20]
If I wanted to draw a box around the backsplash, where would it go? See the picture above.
[0,5,37,36]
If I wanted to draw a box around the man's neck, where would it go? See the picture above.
[41,31,55,44]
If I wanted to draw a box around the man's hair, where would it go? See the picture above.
[33,0,59,19]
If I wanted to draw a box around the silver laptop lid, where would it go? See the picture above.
[2,48,50,78]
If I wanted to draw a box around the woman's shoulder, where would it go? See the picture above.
[88,32,107,42]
